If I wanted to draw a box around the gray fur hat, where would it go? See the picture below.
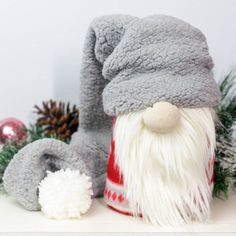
[102,15,220,116]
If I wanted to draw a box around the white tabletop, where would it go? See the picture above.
[0,193,236,233]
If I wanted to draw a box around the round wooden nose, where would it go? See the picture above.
[142,102,181,133]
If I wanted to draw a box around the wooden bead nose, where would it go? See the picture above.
[142,102,181,133]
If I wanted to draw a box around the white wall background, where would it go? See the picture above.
[0,0,236,124]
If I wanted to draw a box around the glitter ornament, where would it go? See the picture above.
[0,118,27,144]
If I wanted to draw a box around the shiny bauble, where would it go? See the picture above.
[0,118,27,144]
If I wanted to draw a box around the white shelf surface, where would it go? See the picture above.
[0,194,236,233]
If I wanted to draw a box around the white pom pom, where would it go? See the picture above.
[38,169,93,220]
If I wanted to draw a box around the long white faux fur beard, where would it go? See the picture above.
[113,107,216,226]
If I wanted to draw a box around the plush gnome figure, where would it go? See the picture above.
[99,16,220,225]
[3,15,220,225]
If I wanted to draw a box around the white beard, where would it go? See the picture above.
[113,107,216,226]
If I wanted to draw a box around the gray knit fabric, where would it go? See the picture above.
[3,14,220,211]
[102,15,220,115]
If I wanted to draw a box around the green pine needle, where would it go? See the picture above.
[27,124,62,142]
[214,68,236,199]
[0,143,24,183]
[219,71,236,101]
[213,161,231,199]
[218,69,236,130]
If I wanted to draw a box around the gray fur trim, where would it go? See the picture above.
[103,71,220,116]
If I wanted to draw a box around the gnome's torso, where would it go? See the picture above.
[103,118,130,215]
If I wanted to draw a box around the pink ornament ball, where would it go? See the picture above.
[0,118,27,144]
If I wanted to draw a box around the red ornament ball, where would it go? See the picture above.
[0,118,27,144]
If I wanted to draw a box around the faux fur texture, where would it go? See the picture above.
[102,15,220,116]
[3,14,220,211]
[79,15,135,128]
[3,128,110,210]
[114,108,216,226]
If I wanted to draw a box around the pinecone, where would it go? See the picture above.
[34,100,79,142]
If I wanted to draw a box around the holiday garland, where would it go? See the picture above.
[0,72,236,198]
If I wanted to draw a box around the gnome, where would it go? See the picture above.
[3,15,220,225]
[101,15,220,225]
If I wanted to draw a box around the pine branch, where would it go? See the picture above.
[214,68,236,199]
[28,124,64,142]
[0,143,24,183]
[213,161,231,199]
[218,69,236,130]
[219,70,236,102]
